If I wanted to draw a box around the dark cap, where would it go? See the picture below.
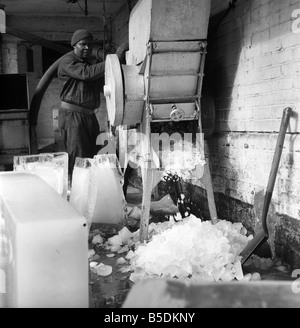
[71,29,93,46]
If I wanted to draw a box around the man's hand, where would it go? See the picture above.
[30,125,38,154]
[116,42,129,63]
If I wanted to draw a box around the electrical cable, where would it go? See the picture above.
[127,0,132,12]
[102,0,108,58]
[211,0,241,35]
[67,0,87,16]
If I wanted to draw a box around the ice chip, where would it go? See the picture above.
[92,234,104,245]
[108,234,123,246]
[118,227,134,244]
[106,254,115,258]
[275,265,287,272]
[92,263,112,276]
[234,260,244,281]
[119,266,132,273]
[250,272,262,281]
[118,245,129,253]
[220,268,235,282]
[128,207,142,220]
[89,261,98,268]
[125,250,136,260]
[116,257,127,265]
[129,271,146,283]
[110,245,121,252]
[241,273,252,282]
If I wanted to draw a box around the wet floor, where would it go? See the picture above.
[88,233,134,308]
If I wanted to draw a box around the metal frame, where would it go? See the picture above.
[138,40,218,242]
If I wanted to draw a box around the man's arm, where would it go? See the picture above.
[61,42,129,81]
[61,58,106,81]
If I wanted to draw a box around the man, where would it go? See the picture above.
[57,29,128,179]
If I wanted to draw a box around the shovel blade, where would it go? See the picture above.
[240,229,268,265]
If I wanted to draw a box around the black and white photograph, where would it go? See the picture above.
[0,0,300,311]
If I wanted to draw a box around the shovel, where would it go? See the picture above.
[240,107,292,265]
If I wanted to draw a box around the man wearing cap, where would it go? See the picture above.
[57,29,128,179]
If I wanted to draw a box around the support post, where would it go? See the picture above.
[139,161,154,243]
[203,153,218,224]
[196,99,218,224]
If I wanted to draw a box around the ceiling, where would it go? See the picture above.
[0,0,128,18]
[0,0,228,18]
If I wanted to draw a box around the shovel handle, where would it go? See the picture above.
[241,107,292,264]
[261,107,292,233]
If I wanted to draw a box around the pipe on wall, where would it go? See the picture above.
[29,52,71,126]
[28,53,70,154]
[0,33,3,73]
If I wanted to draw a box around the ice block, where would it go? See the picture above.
[69,158,93,228]
[13,152,69,199]
[87,154,127,227]
[70,155,127,231]
[0,172,88,308]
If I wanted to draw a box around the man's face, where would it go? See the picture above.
[73,37,93,59]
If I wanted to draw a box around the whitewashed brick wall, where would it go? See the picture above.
[206,0,300,220]
[2,38,18,73]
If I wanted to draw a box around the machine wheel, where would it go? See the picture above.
[104,54,124,126]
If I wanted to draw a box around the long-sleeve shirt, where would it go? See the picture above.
[57,51,105,110]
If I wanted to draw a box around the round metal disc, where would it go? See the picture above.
[170,108,185,122]
[104,54,124,126]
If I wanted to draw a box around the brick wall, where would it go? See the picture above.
[205,0,300,266]
[2,36,18,73]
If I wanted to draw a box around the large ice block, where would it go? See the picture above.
[87,154,127,226]
[70,155,127,230]
[13,152,68,199]
[69,158,93,228]
[0,172,88,308]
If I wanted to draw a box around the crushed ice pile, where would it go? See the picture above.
[90,215,254,282]
[126,215,252,283]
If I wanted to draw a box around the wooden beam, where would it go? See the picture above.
[6,15,104,41]
[5,26,71,54]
